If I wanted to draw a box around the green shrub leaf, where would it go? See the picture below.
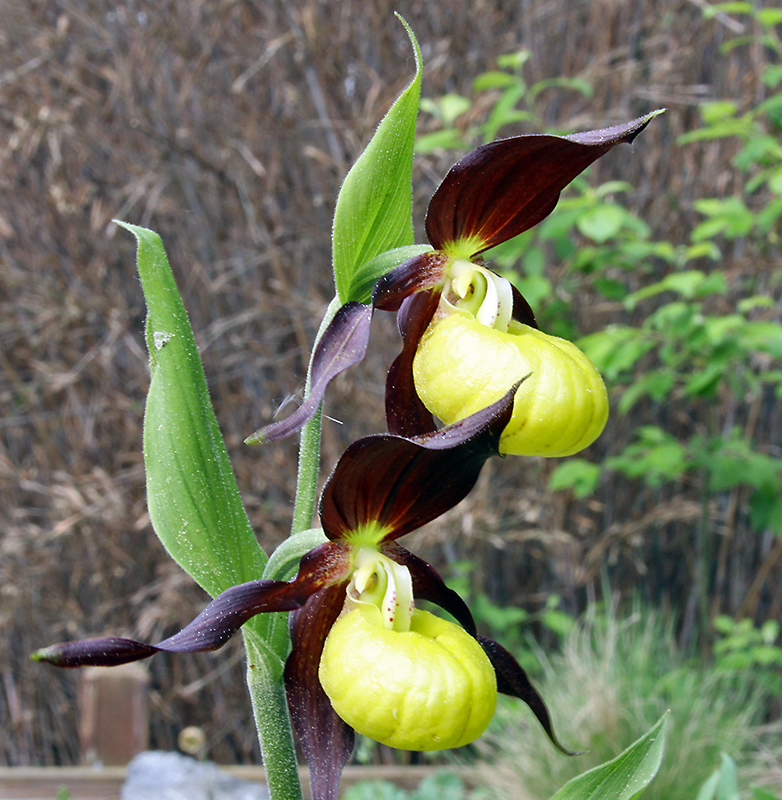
[549,712,669,800]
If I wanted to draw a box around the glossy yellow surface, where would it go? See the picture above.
[413,314,609,456]
[319,607,496,750]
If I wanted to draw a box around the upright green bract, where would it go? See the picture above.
[332,14,422,303]
[118,222,267,599]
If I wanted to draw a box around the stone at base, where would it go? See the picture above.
[121,752,270,800]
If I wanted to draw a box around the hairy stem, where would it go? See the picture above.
[244,634,303,800]
[291,297,341,535]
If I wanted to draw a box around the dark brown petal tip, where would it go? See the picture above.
[31,637,158,668]
[478,635,580,756]
[319,385,515,542]
[285,584,354,800]
[425,111,664,255]
[385,290,441,437]
[246,302,373,444]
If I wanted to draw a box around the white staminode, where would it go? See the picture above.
[445,260,514,332]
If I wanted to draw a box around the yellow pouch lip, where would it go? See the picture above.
[319,608,497,751]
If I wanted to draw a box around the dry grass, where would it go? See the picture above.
[0,0,778,766]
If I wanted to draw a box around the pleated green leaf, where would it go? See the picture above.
[332,14,422,302]
[119,222,267,599]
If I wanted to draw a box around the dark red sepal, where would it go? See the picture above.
[319,385,515,542]
[425,112,662,255]
[385,290,441,437]
[246,302,373,444]
[285,583,354,800]
[478,635,579,756]
[383,542,476,636]
[32,577,322,668]
[372,251,450,312]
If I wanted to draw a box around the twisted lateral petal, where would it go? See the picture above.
[478,635,577,756]
[319,387,516,543]
[372,251,450,311]
[382,542,477,637]
[385,290,441,437]
[425,111,664,255]
[32,578,314,668]
[33,542,353,669]
[246,302,373,444]
[284,583,354,800]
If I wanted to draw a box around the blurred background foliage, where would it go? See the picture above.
[1,0,781,792]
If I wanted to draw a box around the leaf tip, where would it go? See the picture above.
[392,13,423,79]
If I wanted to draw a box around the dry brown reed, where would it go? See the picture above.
[0,0,778,766]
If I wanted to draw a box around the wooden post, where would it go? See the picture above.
[79,663,149,766]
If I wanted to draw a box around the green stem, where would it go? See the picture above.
[292,408,323,534]
[244,634,303,800]
[290,296,341,536]
[244,296,342,800]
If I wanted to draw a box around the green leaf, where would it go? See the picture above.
[757,8,782,28]
[549,712,669,800]
[549,459,601,499]
[332,15,422,303]
[345,244,433,302]
[530,77,594,99]
[576,204,626,243]
[706,3,753,16]
[473,70,519,91]
[415,129,468,154]
[263,528,328,582]
[617,370,675,414]
[118,222,267,599]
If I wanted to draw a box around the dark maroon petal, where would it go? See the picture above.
[383,542,476,636]
[372,251,450,311]
[33,544,354,670]
[319,386,515,541]
[32,578,318,668]
[285,583,354,800]
[425,112,662,255]
[246,302,373,444]
[31,637,159,668]
[410,381,519,450]
[385,290,441,437]
[478,635,578,756]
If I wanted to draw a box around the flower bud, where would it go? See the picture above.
[412,313,608,457]
[319,606,497,750]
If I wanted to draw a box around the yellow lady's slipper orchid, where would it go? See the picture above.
[319,548,496,750]
[412,261,609,456]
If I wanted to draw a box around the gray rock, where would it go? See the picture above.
[121,751,270,800]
